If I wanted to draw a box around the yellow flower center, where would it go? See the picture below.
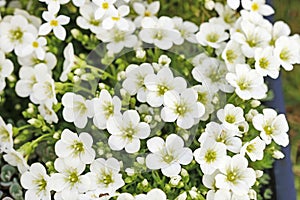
[102,2,109,9]
[204,149,217,163]
[50,20,59,27]
[259,57,269,69]
[32,41,39,48]
[251,3,259,11]
[226,49,237,63]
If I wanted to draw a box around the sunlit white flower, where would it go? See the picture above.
[107,110,150,153]
[14,9,42,28]
[192,85,214,121]
[39,0,70,12]
[161,89,205,129]
[49,158,90,200]
[72,0,86,7]
[102,5,130,31]
[61,92,93,128]
[118,189,166,200]
[0,116,13,153]
[38,102,59,124]
[144,67,187,107]
[92,89,122,130]
[39,9,70,40]
[222,40,245,72]
[240,136,266,161]
[172,17,198,45]
[196,22,229,49]
[133,1,160,27]
[3,149,29,173]
[0,52,13,91]
[226,64,267,100]
[270,21,291,43]
[227,0,240,10]
[18,51,57,70]
[254,47,280,78]
[21,163,51,200]
[217,104,245,130]
[122,63,154,103]
[93,0,117,20]
[21,36,47,60]
[60,43,75,82]
[87,158,124,194]
[194,139,227,175]
[139,16,181,50]
[241,0,274,16]
[252,108,289,146]
[55,129,96,165]
[212,3,238,28]
[146,134,193,177]
[215,154,256,196]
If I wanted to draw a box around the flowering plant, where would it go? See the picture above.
[0,0,299,199]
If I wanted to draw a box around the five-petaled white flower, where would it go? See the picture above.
[93,0,117,20]
[55,129,96,165]
[240,136,266,161]
[102,5,130,31]
[217,104,245,131]
[133,1,160,27]
[107,110,151,153]
[146,134,193,177]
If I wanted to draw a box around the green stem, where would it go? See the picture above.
[84,64,117,80]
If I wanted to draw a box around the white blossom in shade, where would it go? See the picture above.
[215,154,256,196]
[18,51,57,70]
[15,66,38,99]
[254,47,280,79]
[146,134,193,177]
[0,116,13,152]
[55,129,96,164]
[241,0,274,16]
[3,149,29,173]
[252,108,289,147]
[0,15,37,56]
[217,104,245,130]
[76,2,104,34]
[226,64,267,100]
[20,163,51,200]
[38,103,59,124]
[107,110,150,153]
[192,85,214,121]
[102,5,130,31]
[212,3,238,29]
[0,52,13,91]
[61,92,93,128]
[96,21,137,54]
[21,36,47,60]
[87,158,124,195]
[240,136,266,161]
[139,16,181,50]
[221,40,245,72]
[93,0,117,20]
[194,139,227,175]
[144,67,187,107]
[133,1,160,27]
[199,122,242,153]
[92,89,122,130]
[172,17,198,45]
[231,20,271,58]
[60,44,75,82]
[161,89,205,129]
[122,63,154,103]
[274,36,300,71]
[196,22,229,49]
[39,8,70,40]
[49,158,90,200]
[227,0,240,10]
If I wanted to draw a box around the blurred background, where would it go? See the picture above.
[274,0,300,199]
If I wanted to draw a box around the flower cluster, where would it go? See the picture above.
[0,0,299,200]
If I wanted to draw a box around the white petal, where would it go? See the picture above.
[161,163,181,177]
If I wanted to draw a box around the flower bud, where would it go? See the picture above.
[273,150,285,159]
[170,175,182,186]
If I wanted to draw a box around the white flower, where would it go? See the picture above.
[217,104,245,130]
[18,51,57,70]
[226,64,267,100]
[61,92,93,128]
[272,150,285,159]
[39,9,70,40]
[274,36,300,71]
[87,157,124,194]
[196,22,229,49]
[170,175,182,186]
[92,89,122,130]
[38,103,59,124]
[172,17,198,45]
[175,192,187,200]
[241,0,274,16]
[139,16,181,50]
[213,3,238,28]
[144,67,187,107]
[0,52,13,91]
[107,110,150,153]
[55,129,95,165]
[240,136,265,161]
[221,40,245,72]
[194,139,227,175]
[252,108,289,146]
[60,43,75,82]
[161,89,205,129]
[192,85,215,121]
[3,149,29,173]
[227,0,240,10]
[49,158,90,199]
[102,5,130,31]
[0,15,37,56]
[21,36,47,60]
[254,47,280,79]
[215,154,256,196]
[21,163,51,200]
[0,0,6,7]
[0,116,13,152]
[122,63,154,103]
[72,0,86,7]
[133,1,160,27]
[271,21,291,43]
[146,134,193,177]
[93,0,117,20]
